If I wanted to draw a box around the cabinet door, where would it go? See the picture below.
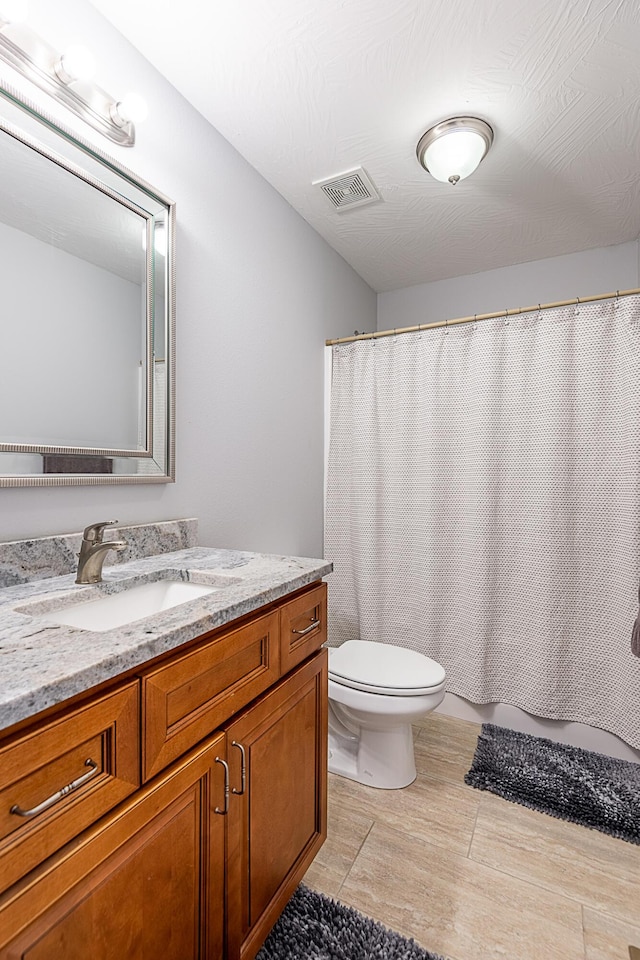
[0,734,227,960]
[225,650,327,960]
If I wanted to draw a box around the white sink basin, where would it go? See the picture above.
[42,580,220,633]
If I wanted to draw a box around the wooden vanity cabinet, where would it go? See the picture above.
[0,581,327,960]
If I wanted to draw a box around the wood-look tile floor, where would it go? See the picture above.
[304,714,640,960]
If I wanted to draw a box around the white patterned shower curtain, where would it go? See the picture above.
[325,296,640,750]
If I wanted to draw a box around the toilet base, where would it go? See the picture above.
[328,719,417,790]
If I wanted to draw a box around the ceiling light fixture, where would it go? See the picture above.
[0,15,146,145]
[416,117,494,185]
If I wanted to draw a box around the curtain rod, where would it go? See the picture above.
[325,286,640,346]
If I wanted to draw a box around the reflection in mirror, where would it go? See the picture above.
[0,83,175,486]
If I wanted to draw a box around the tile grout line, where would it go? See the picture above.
[464,799,640,924]
[335,818,376,899]
[333,815,585,959]
[466,797,482,859]
[354,812,588,927]
[581,903,640,936]
[463,834,613,922]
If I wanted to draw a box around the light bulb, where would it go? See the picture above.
[112,92,148,125]
[0,0,28,23]
[55,44,96,84]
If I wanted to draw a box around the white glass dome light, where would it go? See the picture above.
[416,117,494,185]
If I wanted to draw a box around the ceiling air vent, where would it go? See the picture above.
[314,167,381,212]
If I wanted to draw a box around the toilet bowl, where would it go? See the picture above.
[328,640,445,789]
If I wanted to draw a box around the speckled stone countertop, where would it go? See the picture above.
[0,546,332,734]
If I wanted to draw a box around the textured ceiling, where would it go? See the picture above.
[90,0,640,293]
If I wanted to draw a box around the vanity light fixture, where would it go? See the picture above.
[416,117,493,185]
[0,9,146,145]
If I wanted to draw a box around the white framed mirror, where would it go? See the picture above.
[0,82,175,486]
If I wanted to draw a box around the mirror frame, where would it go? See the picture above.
[0,81,175,487]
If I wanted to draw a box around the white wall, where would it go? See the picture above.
[378,240,639,330]
[0,0,376,557]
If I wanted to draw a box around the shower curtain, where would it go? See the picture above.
[325,296,640,750]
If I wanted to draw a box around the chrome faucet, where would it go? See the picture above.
[76,520,128,584]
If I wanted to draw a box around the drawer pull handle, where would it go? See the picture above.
[292,618,320,637]
[214,757,230,815]
[10,758,99,819]
[231,741,246,795]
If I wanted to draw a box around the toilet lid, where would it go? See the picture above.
[328,640,446,696]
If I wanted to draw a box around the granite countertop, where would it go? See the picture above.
[0,546,332,734]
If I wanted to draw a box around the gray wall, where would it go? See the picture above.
[0,0,376,557]
[378,240,639,330]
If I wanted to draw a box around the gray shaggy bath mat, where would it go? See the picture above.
[257,884,443,960]
[465,723,640,845]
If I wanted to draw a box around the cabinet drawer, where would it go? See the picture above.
[142,610,280,781]
[279,583,327,673]
[0,681,139,893]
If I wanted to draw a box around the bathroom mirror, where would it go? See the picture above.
[0,83,175,486]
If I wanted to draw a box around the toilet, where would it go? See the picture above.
[328,640,446,789]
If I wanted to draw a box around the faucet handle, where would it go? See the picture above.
[82,520,120,543]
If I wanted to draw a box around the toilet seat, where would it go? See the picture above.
[328,640,446,697]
